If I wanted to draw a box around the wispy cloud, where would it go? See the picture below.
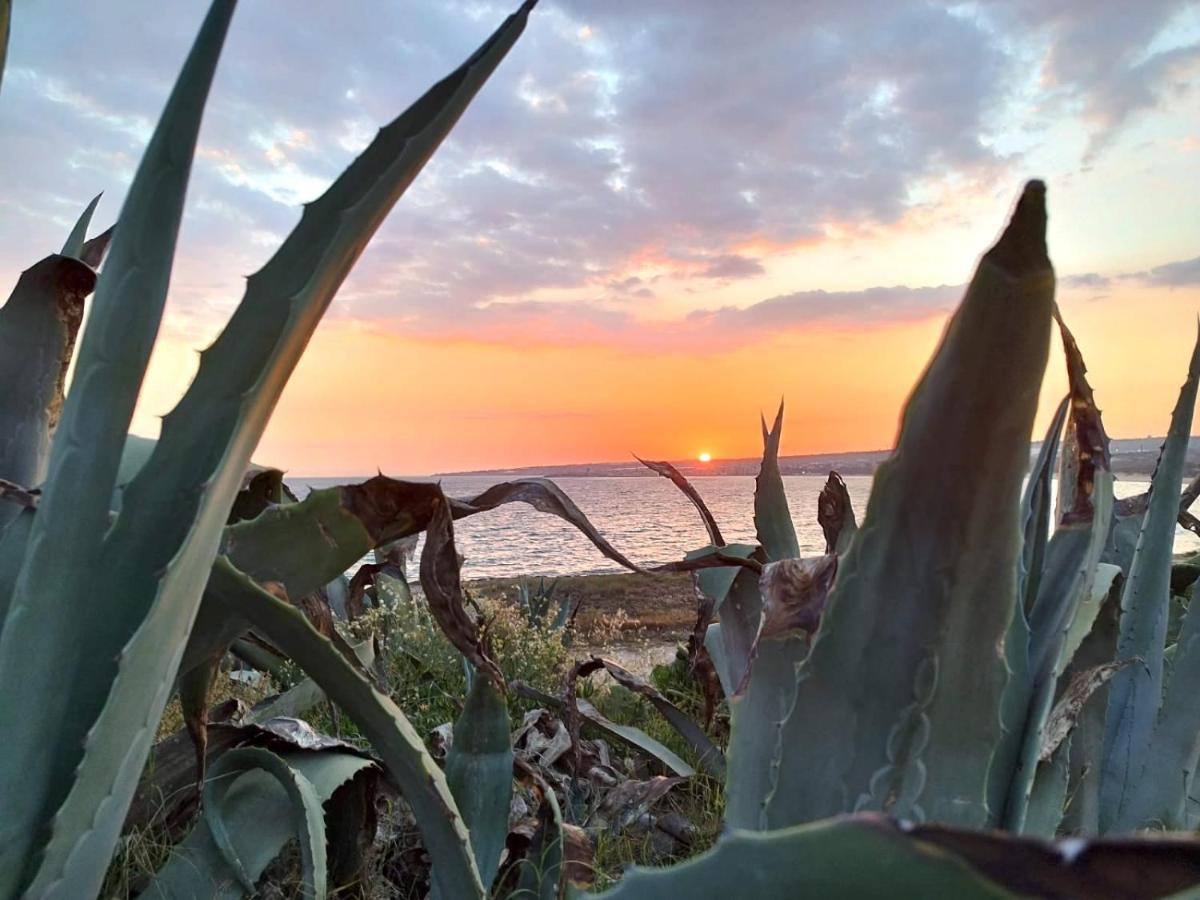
[0,0,1195,340]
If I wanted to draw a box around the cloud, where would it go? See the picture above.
[0,0,1195,343]
[362,279,963,353]
[1141,255,1200,287]
[1061,272,1114,290]
[696,255,765,280]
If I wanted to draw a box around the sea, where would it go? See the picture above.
[285,474,1200,581]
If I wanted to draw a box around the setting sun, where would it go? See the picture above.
[698,452,712,463]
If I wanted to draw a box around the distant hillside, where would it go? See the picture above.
[439,436,1200,480]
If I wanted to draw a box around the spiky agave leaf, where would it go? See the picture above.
[763,183,1055,829]
[0,4,237,893]
[443,677,514,893]
[6,4,536,896]
[206,558,487,898]
[145,747,376,899]
[1100,324,1200,833]
[754,401,799,562]
[0,252,96,493]
[989,310,1114,832]
[590,812,1200,899]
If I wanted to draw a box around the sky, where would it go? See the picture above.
[1,1,1199,475]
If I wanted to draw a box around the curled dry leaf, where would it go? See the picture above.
[420,493,505,689]
[1054,307,1112,526]
[1039,657,1140,762]
[634,455,725,546]
[586,775,686,833]
[818,471,854,554]
[759,554,838,641]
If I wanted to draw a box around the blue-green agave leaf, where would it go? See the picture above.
[206,559,486,898]
[13,4,535,894]
[998,474,1113,831]
[1120,575,1200,830]
[1023,739,1071,838]
[723,637,804,830]
[1020,394,1070,613]
[0,3,236,894]
[443,677,513,893]
[146,747,373,899]
[1100,324,1200,833]
[688,543,758,695]
[754,401,799,562]
[60,194,102,260]
[586,814,1012,899]
[0,254,96,496]
[766,183,1055,829]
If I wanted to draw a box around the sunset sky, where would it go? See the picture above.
[2,1,1198,475]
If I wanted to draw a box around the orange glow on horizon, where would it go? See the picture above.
[121,279,1200,477]
[698,452,713,463]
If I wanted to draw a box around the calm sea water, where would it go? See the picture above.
[286,474,1199,581]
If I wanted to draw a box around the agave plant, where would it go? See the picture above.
[0,2,542,896]
[597,182,1200,896]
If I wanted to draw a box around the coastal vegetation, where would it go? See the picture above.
[3,1,1200,898]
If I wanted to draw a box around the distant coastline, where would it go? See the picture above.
[436,436,1200,480]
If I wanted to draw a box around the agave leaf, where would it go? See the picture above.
[0,0,9,94]
[1059,563,1121,674]
[0,4,236,893]
[0,254,96,492]
[723,637,805,830]
[754,401,799,562]
[997,474,1113,831]
[1021,394,1070,613]
[248,638,375,724]
[635,455,724,546]
[146,747,375,899]
[687,543,758,695]
[79,224,116,270]
[207,558,486,897]
[421,493,505,687]
[992,264,1111,834]
[221,475,642,605]
[1023,738,1071,839]
[1120,578,1200,829]
[60,194,102,259]
[18,8,533,888]
[444,677,513,892]
[1060,578,1122,834]
[722,404,815,828]
[583,656,725,777]
[817,471,857,556]
[511,682,695,778]
[766,183,1055,829]
[451,477,645,573]
[0,509,32,627]
[589,814,1012,899]
[1053,309,1111,528]
[1100,324,1200,833]
[593,811,1200,899]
